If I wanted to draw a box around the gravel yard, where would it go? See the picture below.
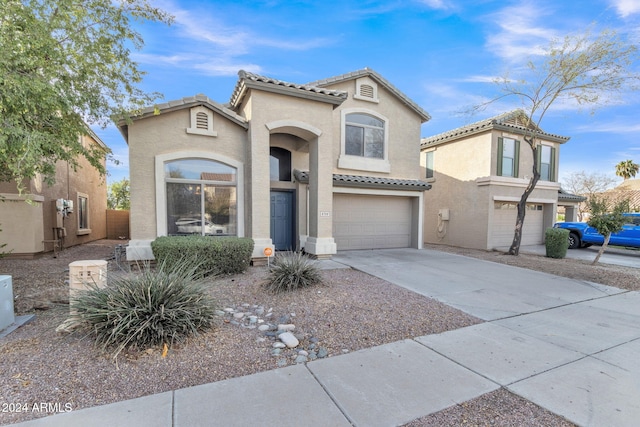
[1,240,637,426]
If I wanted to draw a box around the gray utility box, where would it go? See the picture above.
[0,275,15,332]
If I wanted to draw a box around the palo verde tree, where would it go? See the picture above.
[0,0,172,193]
[587,196,630,265]
[478,28,640,255]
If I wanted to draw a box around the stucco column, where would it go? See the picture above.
[248,126,274,259]
[305,135,336,258]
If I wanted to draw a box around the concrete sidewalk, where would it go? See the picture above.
[10,248,640,427]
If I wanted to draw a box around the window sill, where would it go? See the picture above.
[77,229,91,236]
[338,155,390,173]
[186,128,218,137]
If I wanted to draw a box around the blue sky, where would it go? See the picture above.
[95,0,640,188]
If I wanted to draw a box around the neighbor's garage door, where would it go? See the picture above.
[333,194,412,250]
[492,202,544,247]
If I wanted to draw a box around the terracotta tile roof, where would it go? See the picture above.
[117,94,248,142]
[293,170,431,191]
[558,188,587,203]
[595,189,640,210]
[309,68,431,123]
[421,110,570,147]
[229,70,348,108]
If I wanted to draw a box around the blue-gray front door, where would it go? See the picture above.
[270,191,295,250]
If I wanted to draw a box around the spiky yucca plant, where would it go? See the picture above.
[263,251,323,294]
[70,259,217,358]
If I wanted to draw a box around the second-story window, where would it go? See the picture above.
[425,151,434,179]
[345,113,384,159]
[538,145,556,181]
[497,137,519,177]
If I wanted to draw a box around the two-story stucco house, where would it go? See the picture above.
[119,69,431,262]
[0,130,108,258]
[420,110,570,250]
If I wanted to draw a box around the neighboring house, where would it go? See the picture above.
[583,179,640,215]
[119,69,431,262]
[0,130,108,258]
[557,188,587,222]
[420,110,569,250]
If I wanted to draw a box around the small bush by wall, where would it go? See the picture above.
[151,236,254,275]
[545,228,569,259]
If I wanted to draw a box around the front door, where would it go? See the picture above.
[270,191,295,251]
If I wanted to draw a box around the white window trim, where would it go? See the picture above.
[338,108,390,173]
[155,151,244,238]
[186,106,218,137]
[77,192,91,235]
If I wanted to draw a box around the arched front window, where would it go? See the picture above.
[270,147,292,181]
[165,159,237,236]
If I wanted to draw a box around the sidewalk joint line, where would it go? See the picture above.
[304,364,357,426]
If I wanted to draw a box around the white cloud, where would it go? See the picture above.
[611,0,640,17]
[419,0,453,10]
[139,0,335,76]
[483,3,560,62]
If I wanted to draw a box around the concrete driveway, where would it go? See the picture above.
[333,248,640,426]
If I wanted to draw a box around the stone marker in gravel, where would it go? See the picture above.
[278,332,299,348]
[278,324,295,332]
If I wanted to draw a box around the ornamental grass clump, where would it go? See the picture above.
[70,259,217,359]
[263,251,323,294]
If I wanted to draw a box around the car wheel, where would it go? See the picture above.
[568,232,581,249]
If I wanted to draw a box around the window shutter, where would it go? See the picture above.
[550,147,556,181]
[513,139,520,178]
[497,137,503,176]
[536,146,541,175]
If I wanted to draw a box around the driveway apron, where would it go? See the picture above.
[334,248,640,426]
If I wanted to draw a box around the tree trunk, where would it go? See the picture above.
[591,233,611,265]
[508,140,540,256]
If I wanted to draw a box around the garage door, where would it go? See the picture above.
[333,194,412,250]
[492,202,544,247]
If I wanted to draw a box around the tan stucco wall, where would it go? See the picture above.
[0,134,107,256]
[127,108,248,241]
[0,195,44,255]
[245,90,337,256]
[324,78,424,180]
[422,130,561,249]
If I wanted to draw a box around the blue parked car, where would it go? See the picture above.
[554,213,640,249]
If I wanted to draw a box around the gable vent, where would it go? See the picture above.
[359,84,374,98]
[196,112,208,130]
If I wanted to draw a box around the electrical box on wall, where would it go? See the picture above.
[54,198,74,223]
[438,208,450,221]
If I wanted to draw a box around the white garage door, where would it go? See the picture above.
[492,202,544,247]
[333,194,412,250]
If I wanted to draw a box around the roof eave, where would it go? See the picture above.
[333,180,432,191]
[232,78,347,108]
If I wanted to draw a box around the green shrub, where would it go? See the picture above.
[151,236,254,275]
[263,252,323,294]
[70,259,217,358]
[545,228,569,259]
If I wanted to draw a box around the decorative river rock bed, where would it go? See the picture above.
[215,303,335,367]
